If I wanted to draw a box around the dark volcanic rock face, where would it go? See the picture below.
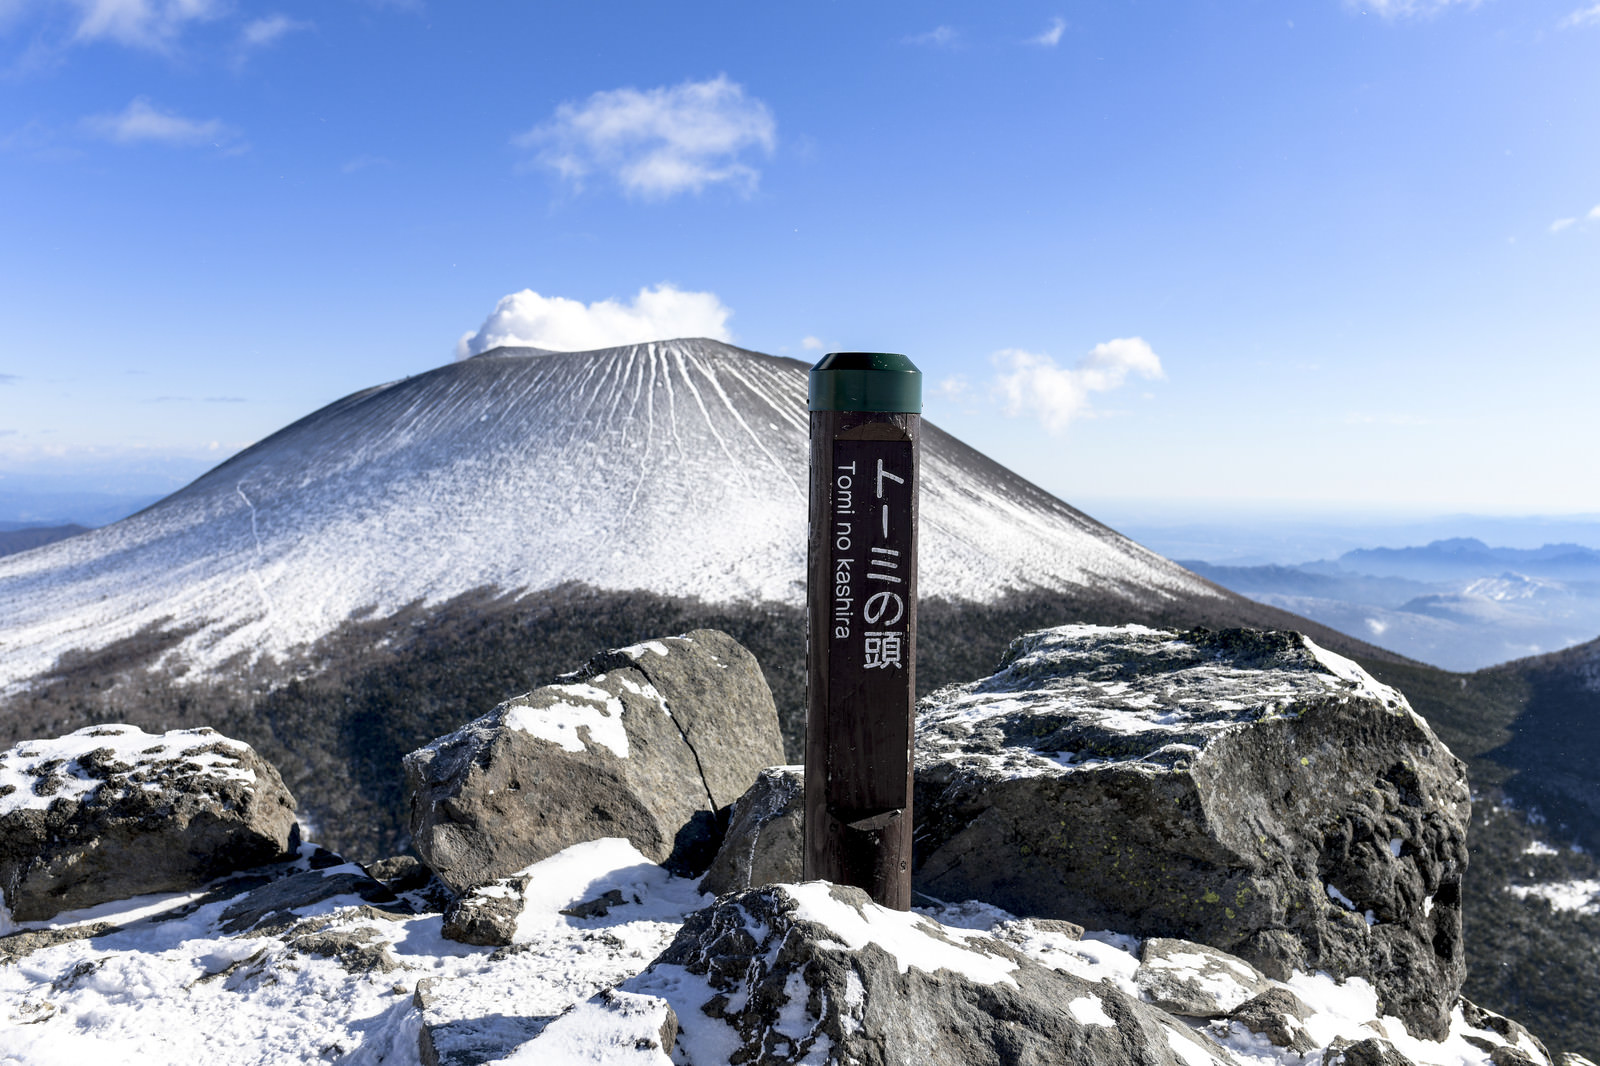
[0,724,297,922]
[913,624,1471,1040]
[405,630,783,894]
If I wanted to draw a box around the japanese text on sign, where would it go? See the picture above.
[828,440,913,683]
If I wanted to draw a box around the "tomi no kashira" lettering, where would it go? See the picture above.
[833,461,856,639]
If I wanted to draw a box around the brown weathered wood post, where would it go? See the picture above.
[805,352,921,910]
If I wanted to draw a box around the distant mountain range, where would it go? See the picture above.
[0,523,88,558]
[0,491,165,527]
[1183,539,1600,673]
[1329,537,1600,580]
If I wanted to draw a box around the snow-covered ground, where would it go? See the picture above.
[1504,878,1600,915]
[0,339,1217,695]
[0,837,1546,1065]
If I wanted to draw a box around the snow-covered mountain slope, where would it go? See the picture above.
[0,339,1221,693]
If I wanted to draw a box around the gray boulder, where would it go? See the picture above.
[439,873,530,946]
[217,862,403,936]
[0,724,297,921]
[413,976,556,1066]
[563,882,1242,1065]
[1322,1037,1416,1066]
[517,988,678,1064]
[405,630,784,894]
[1458,998,1552,1065]
[1135,937,1270,1017]
[1228,987,1317,1054]
[697,764,804,896]
[913,625,1471,1040]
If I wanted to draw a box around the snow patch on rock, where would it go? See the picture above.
[505,683,630,758]
[0,724,256,815]
[784,880,1019,986]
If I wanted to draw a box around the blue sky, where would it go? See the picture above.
[1,0,1597,521]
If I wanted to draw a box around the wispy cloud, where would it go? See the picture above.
[1348,0,1480,19]
[240,13,310,49]
[905,25,958,47]
[801,336,824,351]
[1030,17,1065,46]
[66,0,221,49]
[341,154,394,174]
[1560,2,1600,27]
[1549,205,1600,233]
[0,373,19,384]
[83,96,240,149]
[204,396,245,403]
[517,75,776,200]
[991,337,1165,434]
[456,284,734,360]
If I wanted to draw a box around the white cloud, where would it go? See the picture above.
[517,75,776,199]
[1590,204,1600,220]
[241,14,309,48]
[66,0,219,48]
[801,336,824,351]
[935,375,970,400]
[456,284,734,360]
[83,96,237,147]
[1560,2,1600,27]
[1030,17,1065,45]
[1550,217,1578,233]
[991,338,1165,434]
[906,25,958,46]
[1349,0,1478,18]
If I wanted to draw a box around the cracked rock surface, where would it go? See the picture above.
[697,764,804,896]
[913,624,1471,1040]
[0,724,297,922]
[405,630,783,894]
[548,882,1242,1066]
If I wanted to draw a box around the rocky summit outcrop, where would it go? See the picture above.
[405,630,784,895]
[524,882,1241,1066]
[913,624,1471,1040]
[0,724,297,922]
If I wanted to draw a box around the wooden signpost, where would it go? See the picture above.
[804,352,921,910]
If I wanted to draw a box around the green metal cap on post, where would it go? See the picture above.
[808,352,922,413]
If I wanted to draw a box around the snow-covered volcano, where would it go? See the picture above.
[0,338,1221,692]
